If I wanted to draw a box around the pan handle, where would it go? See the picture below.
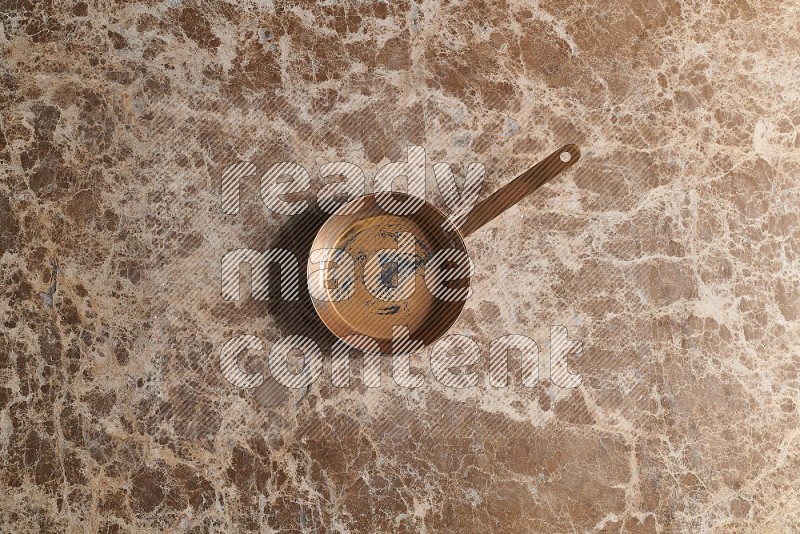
[457,144,580,238]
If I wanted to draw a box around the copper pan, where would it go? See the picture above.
[307,144,581,353]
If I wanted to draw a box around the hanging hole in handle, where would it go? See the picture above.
[560,151,571,162]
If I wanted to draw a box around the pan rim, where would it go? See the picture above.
[308,192,472,354]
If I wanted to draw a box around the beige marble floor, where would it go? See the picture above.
[1,0,799,532]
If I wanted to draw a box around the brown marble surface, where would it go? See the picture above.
[2,0,799,532]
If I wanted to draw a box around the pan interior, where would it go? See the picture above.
[309,194,470,351]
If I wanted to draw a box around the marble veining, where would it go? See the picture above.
[1,0,799,532]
